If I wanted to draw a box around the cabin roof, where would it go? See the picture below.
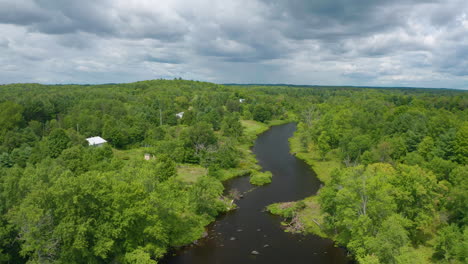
[86,136,107,145]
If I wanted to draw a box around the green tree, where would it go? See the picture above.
[58,145,86,174]
[103,118,128,148]
[365,214,410,263]
[446,166,468,225]
[320,164,397,248]
[394,246,429,264]
[0,153,12,168]
[185,122,217,151]
[392,165,439,241]
[189,176,225,218]
[155,154,176,182]
[453,122,468,164]
[9,172,169,263]
[252,104,272,123]
[0,101,24,136]
[221,113,243,139]
[433,225,467,263]
[417,136,435,161]
[317,132,331,160]
[226,99,241,112]
[47,128,71,158]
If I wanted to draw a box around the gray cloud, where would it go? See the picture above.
[262,0,436,40]
[0,0,467,88]
[145,56,183,65]
[0,0,48,25]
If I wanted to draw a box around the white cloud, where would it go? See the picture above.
[0,0,467,88]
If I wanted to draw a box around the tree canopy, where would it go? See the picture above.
[0,80,466,263]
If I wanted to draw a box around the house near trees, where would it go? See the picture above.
[86,136,107,147]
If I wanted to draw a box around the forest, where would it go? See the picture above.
[0,80,467,263]
[272,86,467,263]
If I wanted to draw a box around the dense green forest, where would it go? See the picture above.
[272,86,468,263]
[0,80,467,263]
[0,80,293,263]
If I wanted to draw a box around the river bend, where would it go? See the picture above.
[164,123,350,264]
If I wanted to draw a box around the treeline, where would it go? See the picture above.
[0,80,289,263]
[294,88,467,263]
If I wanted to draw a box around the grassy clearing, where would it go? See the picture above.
[114,148,208,183]
[241,120,269,141]
[241,119,292,142]
[177,164,207,183]
[113,147,152,162]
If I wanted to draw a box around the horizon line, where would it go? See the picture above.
[1,79,467,91]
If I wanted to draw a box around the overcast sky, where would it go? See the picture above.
[1,0,467,88]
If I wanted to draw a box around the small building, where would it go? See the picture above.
[144,153,151,160]
[239,98,245,103]
[86,136,107,147]
[176,111,184,119]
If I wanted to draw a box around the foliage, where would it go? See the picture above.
[267,201,306,218]
[287,85,467,263]
[252,104,273,123]
[47,128,71,158]
[249,171,273,186]
[221,113,243,139]
[0,80,466,263]
[433,224,467,263]
[0,101,24,138]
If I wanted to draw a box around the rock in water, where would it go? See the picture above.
[230,237,236,241]
[251,250,260,255]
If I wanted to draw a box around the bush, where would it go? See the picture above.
[266,201,306,218]
[249,171,272,186]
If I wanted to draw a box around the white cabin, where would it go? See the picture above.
[86,136,107,147]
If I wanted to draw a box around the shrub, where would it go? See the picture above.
[249,171,272,186]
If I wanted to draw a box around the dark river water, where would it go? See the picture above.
[163,123,350,264]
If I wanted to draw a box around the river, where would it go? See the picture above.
[163,123,350,264]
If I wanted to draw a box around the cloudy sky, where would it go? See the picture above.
[1,0,467,88]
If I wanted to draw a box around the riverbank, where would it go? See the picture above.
[288,130,341,185]
[267,129,342,238]
[164,122,350,264]
[115,120,293,183]
[268,128,439,263]
[217,119,293,182]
